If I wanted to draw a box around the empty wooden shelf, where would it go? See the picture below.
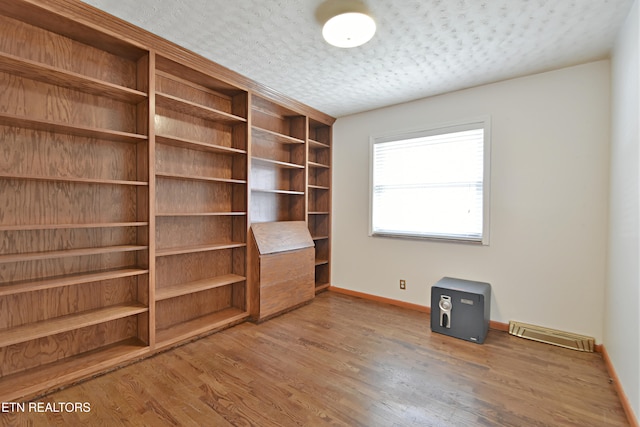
[250,96,307,223]
[0,51,148,103]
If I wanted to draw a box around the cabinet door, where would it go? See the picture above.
[258,248,315,320]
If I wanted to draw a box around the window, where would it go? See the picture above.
[369,118,490,244]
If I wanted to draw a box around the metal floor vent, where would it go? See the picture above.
[508,321,595,352]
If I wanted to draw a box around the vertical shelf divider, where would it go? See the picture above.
[146,51,157,349]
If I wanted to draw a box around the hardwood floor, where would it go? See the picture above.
[0,292,629,426]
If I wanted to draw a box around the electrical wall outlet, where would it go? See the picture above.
[400,279,406,290]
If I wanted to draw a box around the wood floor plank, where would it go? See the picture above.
[0,292,629,426]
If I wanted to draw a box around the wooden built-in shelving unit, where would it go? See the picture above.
[153,54,249,350]
[308,119,332,292]
[0,2,151,401]
[250,95,307,223]
[0,0,334,401]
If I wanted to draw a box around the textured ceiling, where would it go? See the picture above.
[81,0,633,118]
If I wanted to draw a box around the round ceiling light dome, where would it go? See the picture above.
[322,11,376,48]
[316,0,376,48]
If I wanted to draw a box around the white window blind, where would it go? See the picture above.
[370,120,490,244]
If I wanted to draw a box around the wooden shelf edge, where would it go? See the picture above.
[0,268,149,297]
[311,235,330,241]
[315,259,329,266]
[156,172,246,185]
[0,172,147,186]
[308,138,330,149]
[0,245,148,264]
[252,157,305,169]
[156,134,246,154]
[252,125,305,145]
[155,308,248,350]
[251,188,305,195]
[0,222,148,231]
[0,112,147,143]
[156,274,246,301]
[0,51,147,104]
[0,303,148,348]
[156,212,246,217]
[156,92,246,124]
[308,184,330,190]
[0,338,149,402]
[308,211,330,215]
[155,242,246,257]
[308,161,330,169]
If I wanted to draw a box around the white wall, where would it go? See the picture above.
[332,61,611,342]
[607,0,639,419]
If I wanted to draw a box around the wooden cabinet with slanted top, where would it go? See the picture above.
[249,222,315,322]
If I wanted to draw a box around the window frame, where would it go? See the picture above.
[368,116,491,245]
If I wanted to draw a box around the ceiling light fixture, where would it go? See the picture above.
[317,0,376,48]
